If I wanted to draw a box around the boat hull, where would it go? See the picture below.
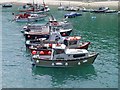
[91,10,106,13]
[32,53,98,67]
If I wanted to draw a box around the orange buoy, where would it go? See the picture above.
[62,33,66,36]
[70,37,74,40]
[48,51,51,55]
[40,51,44,55]
[32,50,37,55]
[49,44,52,48]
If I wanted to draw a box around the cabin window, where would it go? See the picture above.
[73,54,85,58]
[54,49,64,54]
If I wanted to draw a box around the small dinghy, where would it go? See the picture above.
[2,4,12,8]
[64,6,80,11]
[22,19,72,33]
[81,7,94,12]
[91,7,109,13]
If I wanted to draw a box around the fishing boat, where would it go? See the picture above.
[29,41,90,51]
[22,18,72,33]
[64,12,82,18]
[31,44,98,67]
[91,7,109,13]
[2,4,12,8]
[24,25,72,40]
[18,3,33,12]
[14,13,46,22]
[28,36,90,50]
[26,30,90,50]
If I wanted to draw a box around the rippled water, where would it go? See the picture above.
[2,5,118,88]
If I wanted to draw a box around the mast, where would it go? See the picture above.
[33,0,34,6]
[69,1,70,7]
[43,0,46,7]
[60,0,62,6]
[32,0,35,12]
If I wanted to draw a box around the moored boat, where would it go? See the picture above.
[58,2,65,10]
[64,12,82,18]
[2,4,12,8]
[31,44,98,67]
[118,11,120,14]
[24,27,72,40]
[18,2,50,13]
[23,16,73,40]
[26,32,90,50]
[91,7,109,13]
[64,6,80,11]
[81,7,94,12]
[14,13,47,22]
[105,10,118,13]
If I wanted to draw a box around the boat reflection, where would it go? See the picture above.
[32,65,97,86]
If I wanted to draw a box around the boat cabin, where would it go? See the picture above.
[64,36,81,46]
[52,44,88,60]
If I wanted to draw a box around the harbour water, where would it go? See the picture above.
[2,5,118,88]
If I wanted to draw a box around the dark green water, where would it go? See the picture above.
[2,5,118,88]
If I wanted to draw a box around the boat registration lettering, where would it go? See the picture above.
[56,62,63,65]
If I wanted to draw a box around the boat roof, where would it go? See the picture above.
[65,49,88,55]
[65,36,81,41]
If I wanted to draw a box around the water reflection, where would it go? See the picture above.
[32,65,97,86]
